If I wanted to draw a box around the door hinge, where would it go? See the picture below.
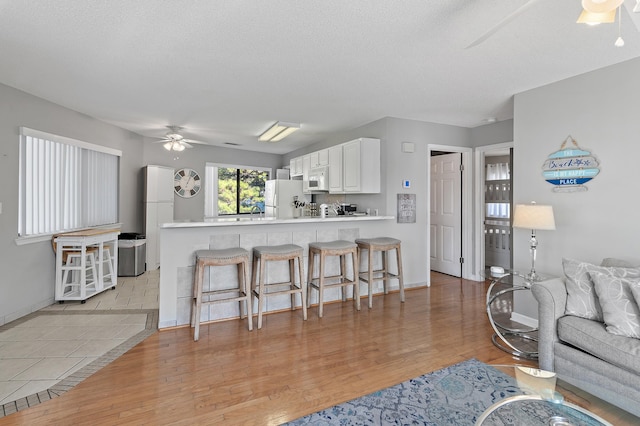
[459,257,464,264]
[459,164,464,171]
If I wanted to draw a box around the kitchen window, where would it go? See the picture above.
[17,127,121,240]
[204,163,270,217]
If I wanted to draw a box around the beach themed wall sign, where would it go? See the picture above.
[542,136,600,193]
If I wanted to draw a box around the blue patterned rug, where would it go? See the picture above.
[284,358,607,426]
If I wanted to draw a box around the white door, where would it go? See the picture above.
[430,153,462,277]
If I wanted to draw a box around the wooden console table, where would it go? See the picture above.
[54,229,120,303]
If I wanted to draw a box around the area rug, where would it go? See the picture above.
[285,358,520,425]
[287,359,604,426]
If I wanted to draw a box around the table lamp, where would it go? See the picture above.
[513,202,556,282]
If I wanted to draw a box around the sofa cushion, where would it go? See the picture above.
[557,315,640,376]
[601,258,640,268]
[591,271,640,338]
[562,258,640,321]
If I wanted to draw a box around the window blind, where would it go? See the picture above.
[18,127,121,237]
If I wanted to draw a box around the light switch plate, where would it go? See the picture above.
[401,142,415,153]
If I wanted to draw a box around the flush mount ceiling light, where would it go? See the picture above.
[258,121,300,142]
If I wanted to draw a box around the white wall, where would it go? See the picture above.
[0,83,145,325]
[513,57,640,319]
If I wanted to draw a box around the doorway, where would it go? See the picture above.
[473,142,514,277]
[430,152,462,277]
[426,144,472,285]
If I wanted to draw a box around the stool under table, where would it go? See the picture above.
[191,247,253,341]
[355,237,405,308]
[307,240,360,318]
[251,244,307,329]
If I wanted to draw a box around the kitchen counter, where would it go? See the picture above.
[161,215,393,228]
[158,215,396,329]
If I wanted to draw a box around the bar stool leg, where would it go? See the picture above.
[298,254,307,320]
[382,249,389,295]
[257,257,267,330]
[352,249,361,311]
[289,258,296,310]
[340,254,347,302]
[367,247,374,308]
[318,250,325,318]
[192,259,205,341]
[242,259,253,331]
[307,249,315,307]
[396,245,405,303]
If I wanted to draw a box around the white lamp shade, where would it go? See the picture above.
[513,204,556,230]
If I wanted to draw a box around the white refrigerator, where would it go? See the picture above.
[264,180,307,219]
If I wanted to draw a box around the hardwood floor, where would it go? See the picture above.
[1,272,636,425]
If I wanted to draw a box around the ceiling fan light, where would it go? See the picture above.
[582,0,623,14]
[163,142,173,151]
[174,142,186,152]
[577,8,616,24]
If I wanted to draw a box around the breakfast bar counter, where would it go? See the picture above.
[158,216,394,329]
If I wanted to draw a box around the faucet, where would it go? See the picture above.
[250,205,263,218]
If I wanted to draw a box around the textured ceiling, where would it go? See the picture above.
[1,0,639,154]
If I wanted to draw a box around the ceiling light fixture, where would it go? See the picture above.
[258,121,300,142]
[164,141,186,152]
[577,0,623,25]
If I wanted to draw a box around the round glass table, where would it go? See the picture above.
[476,365,613,426]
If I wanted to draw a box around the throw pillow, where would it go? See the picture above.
[632,285,640,315]
[590,271,640,339]
[601,258,640,268]
[562,258,640,321]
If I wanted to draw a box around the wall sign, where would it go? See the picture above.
[397,193,416,223]
[542,136,600,193]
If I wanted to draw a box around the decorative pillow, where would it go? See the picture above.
[632,285,640,315]
[562,258,640,321]
[601,258,640,268]
[590,271,640,339]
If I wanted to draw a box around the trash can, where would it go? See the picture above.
[118,233,146,277]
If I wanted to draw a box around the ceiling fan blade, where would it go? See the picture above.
[181,141,194,149]
[182,138,207,145]
[465,0,542,49]
[153,139,171,143]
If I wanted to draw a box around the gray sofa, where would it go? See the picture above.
[532,278,640,417]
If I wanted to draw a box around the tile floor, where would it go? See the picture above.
[0,269,159,417]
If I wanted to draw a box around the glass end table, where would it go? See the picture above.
[484,269,547,359]
[476,365,613,426]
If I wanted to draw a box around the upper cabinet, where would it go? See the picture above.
[290,138,380,194]
[290,157,303,176]
[330,138,380,194]
[328,145,343,192]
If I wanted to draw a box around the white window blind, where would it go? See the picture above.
[18,127,121,237]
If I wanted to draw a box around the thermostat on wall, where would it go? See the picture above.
[403,180,411,189]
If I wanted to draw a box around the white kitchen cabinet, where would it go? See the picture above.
[330,138,380,194]
[290,156,303,176]
[309,149,329,168]
[328,145,343,192]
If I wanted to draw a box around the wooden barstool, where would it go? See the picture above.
[251,244,307,329]
[356,237,405,308]
[191,248,253,341]
[307,240,360,318]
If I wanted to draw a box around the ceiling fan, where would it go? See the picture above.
[153,126,206,151]
[466,0,637,48]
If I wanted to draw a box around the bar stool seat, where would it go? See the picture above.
[191,247,253,341]
[307,240,360,318]
[355,237,405,308]
[252,244,307,329]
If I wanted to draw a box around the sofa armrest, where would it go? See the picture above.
[532,277,567,371]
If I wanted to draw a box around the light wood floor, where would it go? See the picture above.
[1,273,637,425]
